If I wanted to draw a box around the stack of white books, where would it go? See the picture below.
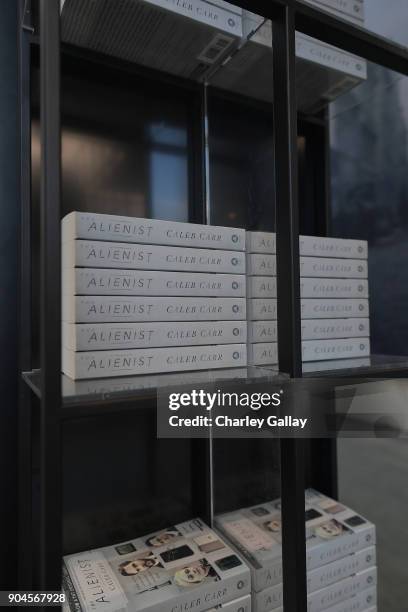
[245,232,370,367]
[216,489,377,612]
[62,212,248,380]
[246,232,278,368]
[299,235,370,364]
[62,518,252,612]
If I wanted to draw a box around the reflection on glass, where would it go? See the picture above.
[330,62,408,356]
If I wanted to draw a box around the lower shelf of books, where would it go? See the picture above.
[61,489,377,612]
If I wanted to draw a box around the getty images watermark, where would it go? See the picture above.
[166,388,308,431]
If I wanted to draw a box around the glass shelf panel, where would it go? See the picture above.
[22,366,286,407]
[302,354,408,376]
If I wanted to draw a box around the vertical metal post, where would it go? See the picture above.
[18,0,33,588]
[273,4,307,611]
[40,0,61,590]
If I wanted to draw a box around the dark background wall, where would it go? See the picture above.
[0,0,18,589]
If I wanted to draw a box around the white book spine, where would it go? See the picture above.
[302,338,370,362]
[62,211,245,250]
[246,254,276,276]
[248,343,278,366]
[296,33,367,80]
[247,299,277,321]
[246,233,367,259]
[63,296,246,323]
[62,344,247,379]
[301,278,369,298]
[272,587,377,612]
[248,321,278,343]
[247,276,277,299]
[306,547,375,595]
[307,523,376,570]
[63,321,247,351]
[300,257,367,278]
[246,232,276,254]
[63,267,246,297]
[300,235,367,259]
[62,240,246,274]
[301,318,369,340]
[215,594,251,612]
[254,567,377,612]
[146,0,243,35]
[301,299,369,319]
[304,0,364,23]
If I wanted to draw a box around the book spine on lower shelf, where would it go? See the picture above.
[247,342,278,366]
[302,338,370,361]
[248,321,278,343]
[247,299,277,321]
[272,586,377,612]
[62,240,246,274]
[307,522,376,569]
[301,318,370,340]
[62,211,246,251]
[63,296,246,323]
[246,232,368,259]
[63,321,247,351]
[63,267,246,297]
[62,344,247,379]
[301,299,369,319]
[246,254,276,276]
[300,278,369,298]
[300,257,367,278]
[306,546,376,596]
[247,276,277,298]
[253,567,377,612]
[215,595,251,612]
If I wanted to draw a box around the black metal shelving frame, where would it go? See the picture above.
[17,0,408,610]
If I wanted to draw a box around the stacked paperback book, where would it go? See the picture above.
[62,494,376,612]
[62,518,252,612]
[61,212,370,379]
[216,489,377,612]
[62,212,247,380]
[245,231,370,367]
[299,234,370,363]
[246,232,278,368]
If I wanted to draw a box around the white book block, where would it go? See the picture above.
[255,567,376,612]
[300,257,367,278]
[248,321,278,343]
[63,267,246,297]
[247,299,277,321]
[302,338,370,362]
[62,240,245,274]
[301,299,369,319]
[248,342,278,366]
[273,586,377,612]
[62,344,247,379]
[246,231,367,259]
[63,296,246,323]
[247,276,277,299]
[63,321,247,351]
[301,278,369,299]
[301,318,369,340]
[246,254,276,276]
[62,211,245,250]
